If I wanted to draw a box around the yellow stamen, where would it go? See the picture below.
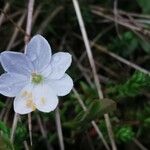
[21,91,28,97]
[21,91,33,99]
[26,99,36,111]
[41,97,46,105]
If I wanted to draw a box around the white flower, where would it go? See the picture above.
[0,35,73,114]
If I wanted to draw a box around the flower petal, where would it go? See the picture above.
[0,51,34,76]
[41,64,51,77]
[47,74,73,96]
[48,52,72,79]
[14,84,35,114]
[0,73,28,97]
[14,83,58,114]
[26,35,52,72]
[33,84,58,112]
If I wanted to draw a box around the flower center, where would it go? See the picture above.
[32,73,43,84]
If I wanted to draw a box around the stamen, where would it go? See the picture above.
[41,97,46,105]
[32,73,43,84]
[21,91,33,99]
[21,91,28,97]
[26,99,36,111]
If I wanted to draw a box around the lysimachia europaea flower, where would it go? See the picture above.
[0,35,73,114]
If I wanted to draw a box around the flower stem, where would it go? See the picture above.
[55,107,65,150]
[72,0,117,149]
[25,0,35,146]
[10,113,19,143]
[28,113,32,146]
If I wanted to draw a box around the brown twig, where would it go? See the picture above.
[0,9,29,37]
[73,88,110,150]
[133,138,148,150]
[10,113,19,143]
[37,6,63,34]
[55,107,65,150]
[36,114,53,150]
[24,0,35,146]
[6,13,26,50]
[72,1,117,149]
[0,2,10,27]
[91,7,150,38]
[73,33,150,75]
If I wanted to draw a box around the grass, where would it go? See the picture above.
[0,0,150,150]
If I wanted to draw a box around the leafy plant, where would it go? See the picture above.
[115,126,135,143]
[108,71,150,99]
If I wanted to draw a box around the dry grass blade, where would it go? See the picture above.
[6,13,26,50]
[55,107,65,150]
[73,33,150,76]
[94,43,150,75]
[73,88,110,150]
[37,6,63,34]
[91,6,150,38]
[0,9,28,36]
[72,0,117,149]
[36,114,53,150]
[133,139,148,150]
[10,113,19,143]
[24,0,35,146]
[0,2,10,27]
[23,141,30,150]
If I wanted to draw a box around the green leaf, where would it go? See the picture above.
[0,134,14,150]
[63,99,116,129]
[116,126,135,143]
[137,0,150,13]
[0,101,5,108]
[108,71,150,98]
[139,40,150,53]
[0,121,10,137]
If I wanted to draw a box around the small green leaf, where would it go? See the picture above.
[0,134,14,150]
[0,121,10,137]
[139,40,150,53]
[63,99,116,129]
[0,101,5,108]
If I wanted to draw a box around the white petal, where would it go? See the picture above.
[26,35,52,72]
[0,73,28,97]
[14,84,35,114]
[41,64,51,77]
[49,52,72,79]
[48,74,73,96]
[33,84,58,112]
[0,51,34,76]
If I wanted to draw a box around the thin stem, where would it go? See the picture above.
[133,138,148,150]
[28,113,32,146]
[73,33,150,76]
[55,107,65,150]
[6,13,26,50]
[72,0,103,99]
[24,141,30,150]
[25,0,35,146]
[94,43,150,76]
[36,114,53,150]
[0,2,10,27]
[10,113,19,143]
[37,6,63,34]
[73,88,110,150]
[0,9,28,36]
[25,0,35,44]
[72,1,117,149]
